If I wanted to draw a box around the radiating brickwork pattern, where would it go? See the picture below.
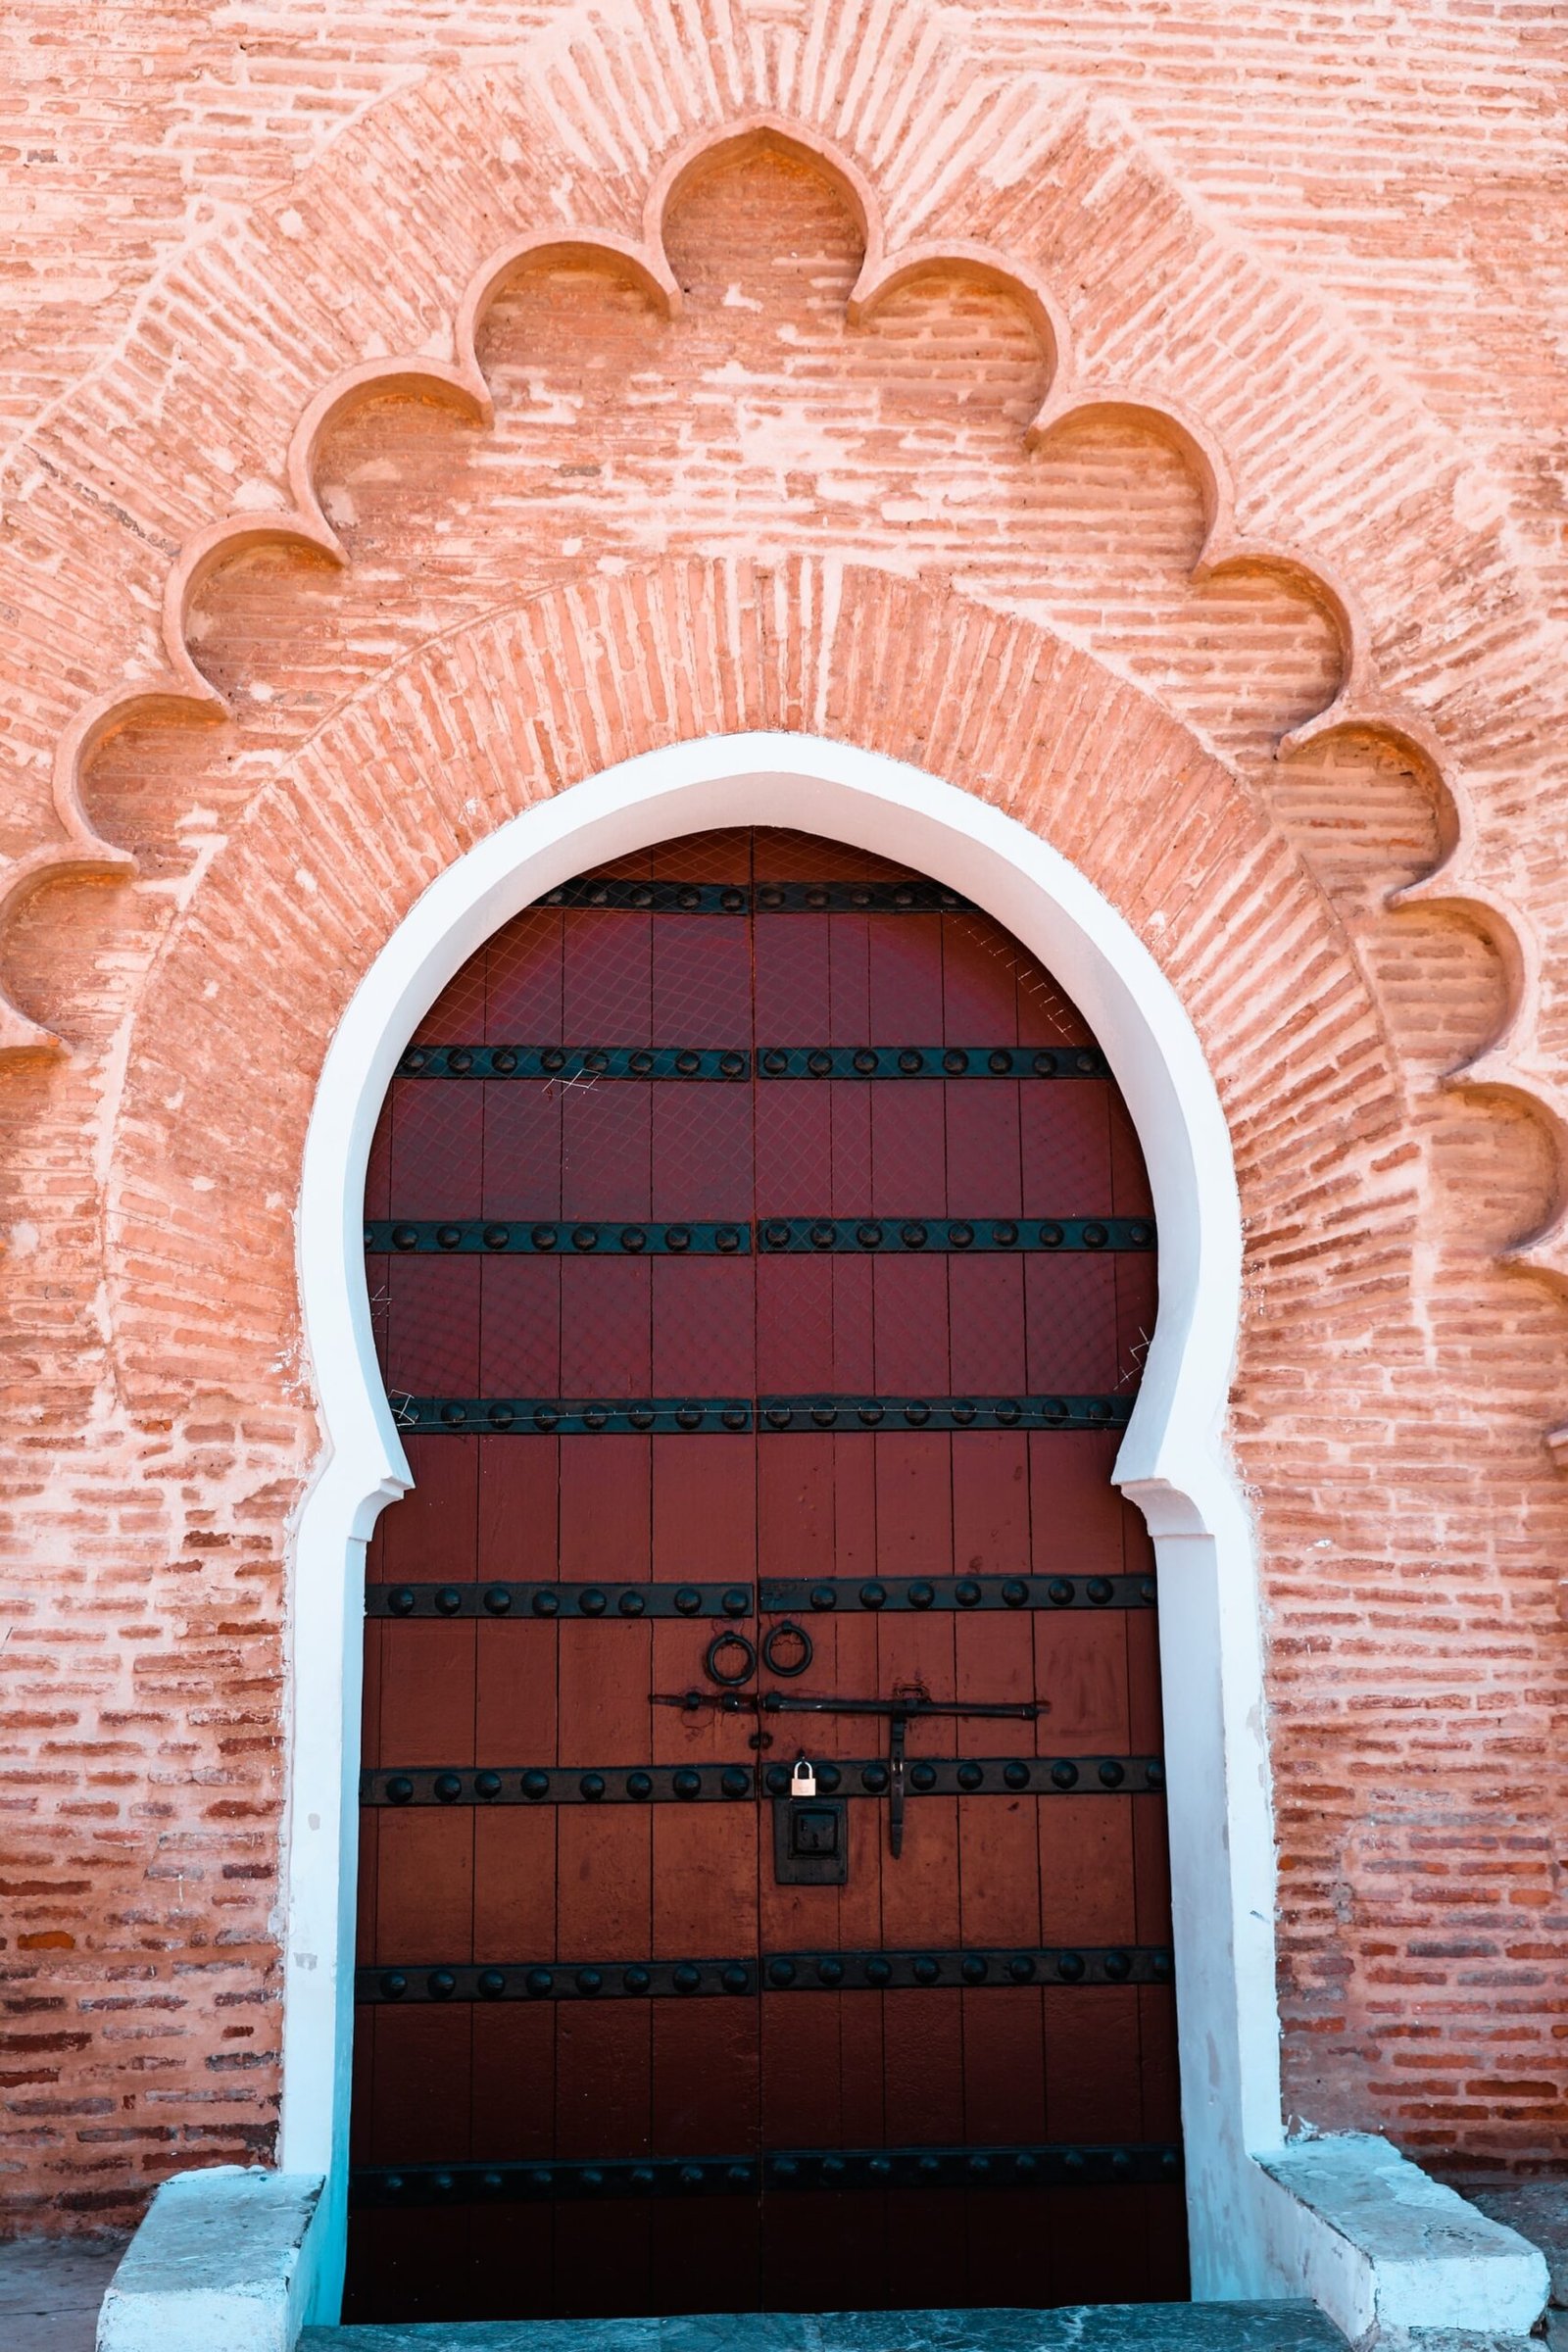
[1,0,1565,2234]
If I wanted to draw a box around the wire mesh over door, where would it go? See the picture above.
[347,826,1184,2323]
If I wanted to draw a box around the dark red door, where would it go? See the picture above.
[347,828,1183,2324]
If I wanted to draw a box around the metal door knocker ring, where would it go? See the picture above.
[761,1620,814,1679]
[704,1631,758,1687]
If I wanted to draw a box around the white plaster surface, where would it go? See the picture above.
[1252,2137,1548,2341]
[94,2167,326,2352]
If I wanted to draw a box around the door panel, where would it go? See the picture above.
[345,826,1185,2323]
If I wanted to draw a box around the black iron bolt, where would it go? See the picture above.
[385,1776,414,1804]
[428,1971,457,1999]
[475,1772,502,1800]
[522,1771,551,1798]
[477,1971,506,1998]
[379,1972,408,1998]
[579,1588,607,1616]
[433,1774,464,1803]
[388,1589,416,1616]
[435,1586,463,1615]
[1098,1760,1125,1788]
[626,1773,653,1800]
[531,1591,560,1616]
[579,1773,607,1800]
[1050,1761,1079,1789]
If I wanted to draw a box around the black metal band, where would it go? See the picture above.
[366,1216,1151,1255]
[356,1944,1173,2004]
[536,879,976,914]
[367,1581,754,1621]
[760,1574,1153,1613]
[366,1219,749,1256]
[397,1046,749,1081]
[389,1395,1133,1436]
[759,1395,1132,1432]
[757,1215,1152,1253]
[389,1396,754,1436]
[351,2141,1181,2208]
[360,1755,1164,1806]
[759,1046,1104,1080]
[394,1044,1108,1082]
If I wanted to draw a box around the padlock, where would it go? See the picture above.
[790,1757,818,1798]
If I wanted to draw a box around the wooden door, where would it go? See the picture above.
[347,828,1184,2324]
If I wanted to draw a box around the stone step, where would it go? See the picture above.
[304,2304,1345,2352]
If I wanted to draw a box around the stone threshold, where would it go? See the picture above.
[303,2305,1345,2352]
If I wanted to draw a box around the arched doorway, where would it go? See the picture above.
[345,822,1184,2321]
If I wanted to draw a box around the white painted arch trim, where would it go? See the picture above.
[282,733,1282,2313]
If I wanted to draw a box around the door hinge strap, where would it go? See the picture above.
[360,1755,1164,1806]
[355,1944,1174,2003]
[387,1393,1134,1436]
[350,2142,1182,2207]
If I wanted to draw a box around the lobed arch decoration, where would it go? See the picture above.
[5,96,1565,1436]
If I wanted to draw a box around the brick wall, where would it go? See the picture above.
[1,0,1565,2230]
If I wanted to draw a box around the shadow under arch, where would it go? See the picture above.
[283,731,1279,2313]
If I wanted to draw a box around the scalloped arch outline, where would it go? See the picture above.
[7,110,1565,1408]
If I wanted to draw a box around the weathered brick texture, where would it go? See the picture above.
[1,0,1565,2233]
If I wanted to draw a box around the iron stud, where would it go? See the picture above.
[477,1971,506,1998]
[433,1773,464,1803]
